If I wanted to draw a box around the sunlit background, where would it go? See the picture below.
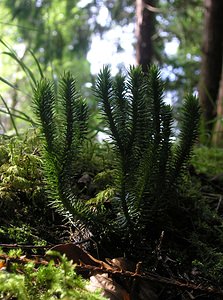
[0,0,216,142]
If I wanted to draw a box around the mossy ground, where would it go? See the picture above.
[1,131,223,297]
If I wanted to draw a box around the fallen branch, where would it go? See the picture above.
[0,243,52,249]
[75,265,223,297]
[0,253,222,297]
[0,240,91,250]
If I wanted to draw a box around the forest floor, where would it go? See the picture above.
[1,141,223,299]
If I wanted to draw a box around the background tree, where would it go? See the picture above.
[212,66,223,146]
[199,0,223,142]
[1,0,204,96]
[136,0,157,71]
[2,0,220,143]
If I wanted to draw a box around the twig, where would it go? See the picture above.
[0,253,49,266]
[144,4,163,13]
[0,240,92,250]
[216,195,222,211]
[0,253,222,297]
[0,244,52,249]
[75,265,223,297]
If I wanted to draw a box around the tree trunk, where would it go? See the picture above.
[199,0,223,139]
[136,0,156,72]
[212,66,223,146]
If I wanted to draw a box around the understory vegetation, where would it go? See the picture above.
[1,66,223,298]
[0,250,105,300]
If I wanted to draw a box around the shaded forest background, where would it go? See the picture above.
[0,0,222,145]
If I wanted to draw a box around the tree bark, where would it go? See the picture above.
[199,0,223,139]
[212,66,223,146]
[136,0,156,72]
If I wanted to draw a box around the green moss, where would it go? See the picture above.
[0,253,106,300]
[192,146,223,176]
[0,130,62,245]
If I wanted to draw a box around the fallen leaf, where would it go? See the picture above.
[47,243,114,270]
[86,273,130,300]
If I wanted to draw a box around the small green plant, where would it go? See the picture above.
[33,65,200,259]
[0,130,63,245]
[33,73,107,233]
[94,65,200,245]
[0,252,105,300]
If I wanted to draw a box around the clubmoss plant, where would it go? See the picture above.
[95,65,200,237]
[33,73,107,233]
[33,65,200,258]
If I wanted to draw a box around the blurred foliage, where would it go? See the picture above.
[0,0,203,90]
[192,146,223,176]
[160,0,203,100]
[0,0,204,135]
[96,0,203,102]
[2,0,91,63]
[0,0,92,133]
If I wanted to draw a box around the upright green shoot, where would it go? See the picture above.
[95,65,200,241]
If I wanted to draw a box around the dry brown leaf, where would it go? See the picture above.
[86,273,130,300]
[48,243,114,270]
[105,257,136,272]
[0,260,5,270]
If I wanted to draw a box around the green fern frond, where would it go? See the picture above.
[146,66,169,180]
[112,74,130,147]
[87,187,115,206]
[95,67,134,228]
[95,65,200,242]
[32,65,200,254]
[59,72,88,176]
[170,94,200,184]
[95,66,124,153]
[147,65,165,147]
[33,73,108,234]
[33,79,57,154]
[133,67,172,207]
[158,105,174,189]
[127,66,149,155]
